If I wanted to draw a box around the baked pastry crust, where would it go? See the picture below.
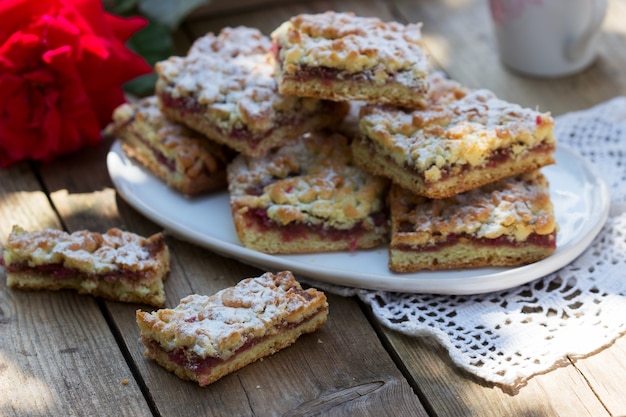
[388,170,557,272]
[227,130,389,254]
[136,271,328,386]
[353,72,556,199]
[111,96,233,195]
[271,11,430,107]
[2,226,170,306]
[155,26,349,158]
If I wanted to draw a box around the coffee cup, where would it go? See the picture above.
[488,0,608,77]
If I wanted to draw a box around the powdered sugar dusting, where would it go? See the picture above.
[4,226,165,273]
[272,11,429,75]
[391,170,556,245]
[142,271,327,359]
[360,72,555,171]
[227,131,388,229]
[156,27,301,132]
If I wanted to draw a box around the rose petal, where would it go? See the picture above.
[0,0,152,166]
[0,0,61,44]
[104,14,148,42]
[0,32,42,68]
[31,14,82,59]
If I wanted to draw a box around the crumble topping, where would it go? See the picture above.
[155,26,323,133]
[112,96,231,178]
[188,26,271,57]
[3,225,167,275]
[359,72,556,182]
[227,131,388,229]
[391,171,557,246]
[271,11,430,77]
[136,271,327,360]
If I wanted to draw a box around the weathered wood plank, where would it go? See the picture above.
[0,161,152,417]
[188,0,312,18]
[185,0,394,37]
[572,335,626,416]
[380,329,610,417]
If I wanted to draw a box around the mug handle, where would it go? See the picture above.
[566,0,608,61]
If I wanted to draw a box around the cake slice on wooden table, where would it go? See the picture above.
[2,226,170,307]
[271,11,431,107]
[352,72,556,199]
[388,170,557,272]
[136,271,328,387]
[111,96,233,195]
[155,26,348,158]
[227,130,389,254]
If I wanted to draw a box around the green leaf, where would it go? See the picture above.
[124,21,174,96]
[124,72,158,97]
[127,20,174,65]
[138,0,208,30]
[112,0,141,15]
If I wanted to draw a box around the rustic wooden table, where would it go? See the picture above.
[2,0,626,416]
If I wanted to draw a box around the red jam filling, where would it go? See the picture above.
[158,94,270,148]
[143,311,322,379]
[362,136,554,184]
[414,142,553,183]
[159,92,342,149]
[245,207,387,243]
[289,65,373,82]
[274,47,424,91]
[284,64,427,91]
[5,262,147,282]
[155,150,176,172]
[133,135,176,172]
[134,134,219,178]
[392,231,556,252]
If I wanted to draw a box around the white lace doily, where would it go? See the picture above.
[305,97,626,392]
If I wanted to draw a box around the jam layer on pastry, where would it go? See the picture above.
[111,95,232,195]
[3,226,170,306]
[227,130,390,254]
[155,26,348,158]
[239,207,388,253]
[353,133,555,199]
[271,11,430,107]
[354,72,556,199]
[136,271,328,387]
[388,171,557,272]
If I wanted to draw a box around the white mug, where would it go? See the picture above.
[488,0,608,77]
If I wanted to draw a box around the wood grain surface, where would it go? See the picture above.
[1,0,626,416]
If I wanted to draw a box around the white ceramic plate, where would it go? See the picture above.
[107,141,610,294]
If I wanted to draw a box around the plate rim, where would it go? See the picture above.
[107,141,610,295]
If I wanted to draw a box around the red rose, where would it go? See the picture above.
[0,0,152,167]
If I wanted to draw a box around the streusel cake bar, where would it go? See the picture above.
[388,170,557,272]
[112,96,233,195]
[155,26,348,158]
[2,226,170,306]
[271,11,430,107]
[227,130,389,254]
[353,72,556,199]
[136,271,328,386]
